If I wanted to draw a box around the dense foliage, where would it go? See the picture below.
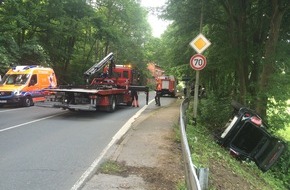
[162,0,290,122]
[0,0,152,83]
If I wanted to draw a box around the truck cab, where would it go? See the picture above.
[0,65,57,107]
[91,64,140,88]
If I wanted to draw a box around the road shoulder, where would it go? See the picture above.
[82,98,185,190]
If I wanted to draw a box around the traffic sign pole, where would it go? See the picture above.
[189,5,211,125]
[190,54,206,125]
[193,71,199,125]
[189,54,206,125]
[190,0,208,126]
[189,35,210,125]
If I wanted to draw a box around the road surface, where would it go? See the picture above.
[0,92,176,190]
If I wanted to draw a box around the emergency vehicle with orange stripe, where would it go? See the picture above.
[0,65,57,107]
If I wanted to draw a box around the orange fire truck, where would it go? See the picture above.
[156,75,177,97]
[42,52,148,111]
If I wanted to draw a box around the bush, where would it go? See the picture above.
[197,93,232,130]
[270,141,290,189]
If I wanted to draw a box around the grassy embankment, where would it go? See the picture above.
[185,122,287,190]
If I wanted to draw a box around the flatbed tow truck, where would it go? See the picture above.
[39,52,149,112]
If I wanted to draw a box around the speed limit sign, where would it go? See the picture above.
[190,54,207,70]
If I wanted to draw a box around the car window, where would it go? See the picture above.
[4,74,30,85]
[29,74,37,85]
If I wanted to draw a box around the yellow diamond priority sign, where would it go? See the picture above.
[190,33,211,54]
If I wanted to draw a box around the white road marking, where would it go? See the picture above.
[71,99,155,190]
[0,108,26,113]
[0,112,66,133]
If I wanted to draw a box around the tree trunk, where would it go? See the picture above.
[236,0,248,104]
[223,0,248,104]
[256,0,286,118]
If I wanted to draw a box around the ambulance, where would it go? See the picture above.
[0,65,57,107]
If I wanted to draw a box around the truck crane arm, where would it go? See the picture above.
[83,52,114,77]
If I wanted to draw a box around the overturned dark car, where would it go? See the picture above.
[217,102,286,172]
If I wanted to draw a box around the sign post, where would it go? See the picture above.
[189,34,211,125]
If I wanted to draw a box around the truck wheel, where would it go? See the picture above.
[23,96,33,107]
[106,95,116,112]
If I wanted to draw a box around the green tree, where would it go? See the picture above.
[0,0,151,83]
[256,0,290,117]
[163,0,290,122]
[0,0,48,66]
[37,0,96,83]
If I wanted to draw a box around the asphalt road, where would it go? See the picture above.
[0,92,176,190]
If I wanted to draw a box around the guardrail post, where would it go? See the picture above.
[198,168,209,190]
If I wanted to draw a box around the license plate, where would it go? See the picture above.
[0,100,7,103]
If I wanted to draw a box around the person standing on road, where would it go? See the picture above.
[155,82,162,106]
[131,89,139,107]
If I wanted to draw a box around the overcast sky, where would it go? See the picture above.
[140,0,170,38]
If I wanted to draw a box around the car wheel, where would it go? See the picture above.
[23,96,33,107]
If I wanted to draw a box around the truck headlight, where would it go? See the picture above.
[13,90,21,96]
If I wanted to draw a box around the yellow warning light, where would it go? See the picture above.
[116,64,132,68]
[124,64,132,68]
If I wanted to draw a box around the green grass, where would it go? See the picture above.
[176,181,187,190]
[98,160,126,175]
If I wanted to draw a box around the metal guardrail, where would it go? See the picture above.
[180,98,207,190]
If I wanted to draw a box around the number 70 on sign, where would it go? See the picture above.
[190,54,207,71]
